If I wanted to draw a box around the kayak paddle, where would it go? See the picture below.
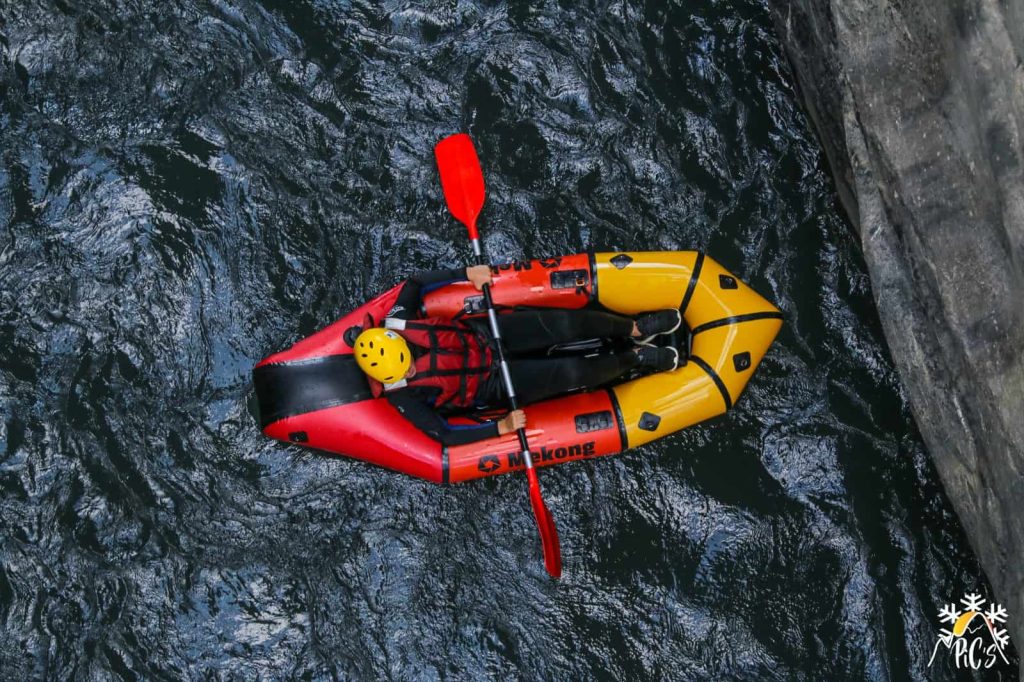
[434,133,563,579]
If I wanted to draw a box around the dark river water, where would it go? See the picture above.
[1,1,1019,680]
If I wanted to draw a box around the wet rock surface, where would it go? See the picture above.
[767,0,1024,666]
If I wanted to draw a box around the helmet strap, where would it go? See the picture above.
[383,379,408,391]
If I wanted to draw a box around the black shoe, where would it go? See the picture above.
[635,309,682,344]
[634,344,680,373]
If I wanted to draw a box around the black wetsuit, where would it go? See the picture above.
[385,269,640,446]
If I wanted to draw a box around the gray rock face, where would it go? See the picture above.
[767,0,1024,665]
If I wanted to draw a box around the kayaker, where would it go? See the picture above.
[353,266,681,446]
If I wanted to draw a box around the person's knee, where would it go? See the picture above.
[558,362,591,391]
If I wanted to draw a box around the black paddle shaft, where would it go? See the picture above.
[477,272,532,458]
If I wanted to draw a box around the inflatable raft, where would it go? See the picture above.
[253,251,782,483]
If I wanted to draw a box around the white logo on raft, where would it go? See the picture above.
[928,592,1011,669]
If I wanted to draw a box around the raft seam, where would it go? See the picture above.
[679,251,705,314]
[606,388,629,450]
[690,355,733,410]
[587,248,598,303]
[690,311,784,335]
[441,446,449,484]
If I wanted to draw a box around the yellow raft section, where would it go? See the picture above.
[594,252,783,448]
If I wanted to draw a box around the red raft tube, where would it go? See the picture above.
[253,251,783,483]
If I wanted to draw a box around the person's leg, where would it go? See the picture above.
[507,351,640,405]
[488,344,678,406]
[497,310,634,354]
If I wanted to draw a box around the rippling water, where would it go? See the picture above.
[0,1,1018,679]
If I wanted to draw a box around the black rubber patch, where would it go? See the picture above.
[733,351,752,372]
[638,412,661,432]
[575,410,614,433]
[343,326,362,347]
[550,269,590,290]
[463,295,486,314]
[610,253,633,269]
[719,274,738,289]
[288,431,308,443]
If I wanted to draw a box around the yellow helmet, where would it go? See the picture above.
[354,328,411,383]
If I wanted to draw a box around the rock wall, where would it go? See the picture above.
[766,0,1024,664]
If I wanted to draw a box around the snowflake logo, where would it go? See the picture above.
[929,592,1012,669]
[938,603,961,624]
[986,603,1008,624]
[961,592,985,612]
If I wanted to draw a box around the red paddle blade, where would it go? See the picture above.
[527,467,562,578]
[435,134,485,240]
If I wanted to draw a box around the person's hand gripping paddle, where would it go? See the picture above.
[434,133,562,579]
